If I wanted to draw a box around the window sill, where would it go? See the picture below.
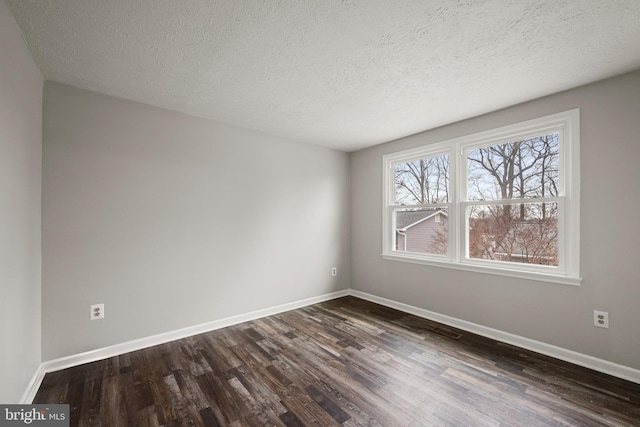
[381,253,582,286]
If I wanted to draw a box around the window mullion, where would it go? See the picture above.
[451,143,461,263]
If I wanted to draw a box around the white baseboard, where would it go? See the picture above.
[21,289,349,403]
[19,367,48,404]
[349,289,640,385]
[22,287,639,403]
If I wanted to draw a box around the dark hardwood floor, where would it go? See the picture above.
[34,296,640,426]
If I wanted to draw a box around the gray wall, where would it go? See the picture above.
[0,1,43,402]
[42,82,350,360]
[351,70,640,370]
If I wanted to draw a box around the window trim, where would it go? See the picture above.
[382,109,580,286]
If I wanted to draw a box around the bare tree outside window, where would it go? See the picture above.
[394,154,449,205]
[393,154,449,255]
[466,133,559,265]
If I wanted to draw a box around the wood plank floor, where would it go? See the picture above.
[34,296,640,426]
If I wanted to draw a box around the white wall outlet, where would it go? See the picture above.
[593,310,608,328]
[331,267,337,277]
[90,303,104,320]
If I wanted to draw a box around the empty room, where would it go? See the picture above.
[2,0,640,425]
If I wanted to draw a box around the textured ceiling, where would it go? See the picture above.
[6,0,640,151]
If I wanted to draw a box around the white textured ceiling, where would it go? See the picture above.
[6,0,640,151]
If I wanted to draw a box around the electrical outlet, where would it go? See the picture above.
[331,267,337,277]
[593,310,608,328]
[90,303,104,320]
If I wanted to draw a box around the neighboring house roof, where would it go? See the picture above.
[396,209,447,231]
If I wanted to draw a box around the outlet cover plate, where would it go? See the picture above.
[90,303,104,320]
[593,310,609,328]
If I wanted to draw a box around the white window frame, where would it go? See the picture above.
[382,109,580,286]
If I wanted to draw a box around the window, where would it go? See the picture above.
[382,109,580,285]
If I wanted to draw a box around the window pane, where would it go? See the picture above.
[467,133,559,201]
[395,208,448,255]
[467,202,558,266]
[394,154,449,205]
